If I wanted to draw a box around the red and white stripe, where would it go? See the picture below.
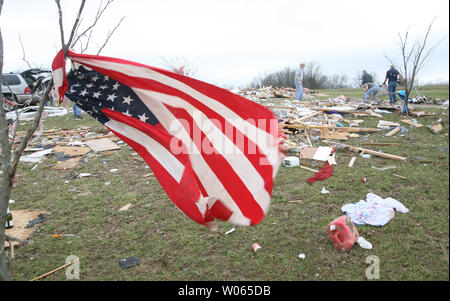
[51,50,68,104]
[56,51,284,229]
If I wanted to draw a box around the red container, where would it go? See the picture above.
[327,215,359,251]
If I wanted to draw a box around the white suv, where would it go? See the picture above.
[1,72,44,105]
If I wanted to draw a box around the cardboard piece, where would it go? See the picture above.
[320,129,349,140]
[5,210,47,248]
[52,157,82,170]
[86,138,120,152]
[429,121,444,134]
[300,147,334,161]
[53,146,91,157]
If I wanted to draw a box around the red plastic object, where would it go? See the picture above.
[327,215,359,251]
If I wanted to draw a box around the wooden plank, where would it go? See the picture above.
[304,130,313,146]
[401,119,423,128]
[348,157,356,167]
[393,173,407,179]
[293,111,322,122]
[385,127,400,137]
[322,140,407,162]
[283,123,381,133]
[299,165,319,173]
[362,142,401,146]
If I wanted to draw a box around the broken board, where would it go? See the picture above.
[401,119,423,128]
[86,138,120,152]
[385,127,400,137]
[5,210,47,248]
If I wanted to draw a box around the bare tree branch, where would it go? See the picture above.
[71,0,115,51]
[96,16,125,55]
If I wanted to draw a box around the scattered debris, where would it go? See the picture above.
[428,119,445,134]
[225,228,235,235]
[5,210,47,248]
[321,187,330,194]
[357,237,373,249]
[298,253,306,260]
[119,257,140,270]
[25,213,46,228]
[118,203,132,211]
[371,165,396,171]
[348,157,356,167]
[327,215,359,251]
[252,243,262,253]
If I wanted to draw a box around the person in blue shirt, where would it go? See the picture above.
[383,65,401,105]
[295,62,306,100]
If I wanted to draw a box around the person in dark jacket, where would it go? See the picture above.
[383,65,401,104]
[361,70,373,86]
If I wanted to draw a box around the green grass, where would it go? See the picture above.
[6,87,449,281]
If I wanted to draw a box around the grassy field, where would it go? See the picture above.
[7,86,449,281]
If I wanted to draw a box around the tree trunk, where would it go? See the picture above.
[0,0,10,281]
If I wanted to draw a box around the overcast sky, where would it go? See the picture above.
[1,0,449,88]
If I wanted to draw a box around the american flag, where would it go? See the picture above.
[53,50,284,230]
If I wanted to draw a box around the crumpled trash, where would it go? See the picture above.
[321,187,330,194]
[357,237,373,249]
[25,214,46,228]
[119,257,140,270]
[341,193,409,226]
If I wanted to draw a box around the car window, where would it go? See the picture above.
[1,74,22,85]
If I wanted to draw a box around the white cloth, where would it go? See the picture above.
[341,193,409,226]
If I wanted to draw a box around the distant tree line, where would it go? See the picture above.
[250,61,352,89]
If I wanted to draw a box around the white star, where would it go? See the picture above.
[86,83,94,88]
[92,91,102,99]
[112,82,120,90]
[123,110,132,117]
[103,75,109,81]
[80,89,88,96]
[77,74,85,79]
[107,93,117,102]
[122,95,134,105]
[138,113,148,123]
[99,84,109,90]
[73,83,81,87]
[69,87,76,94]
[92,75,100,82]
